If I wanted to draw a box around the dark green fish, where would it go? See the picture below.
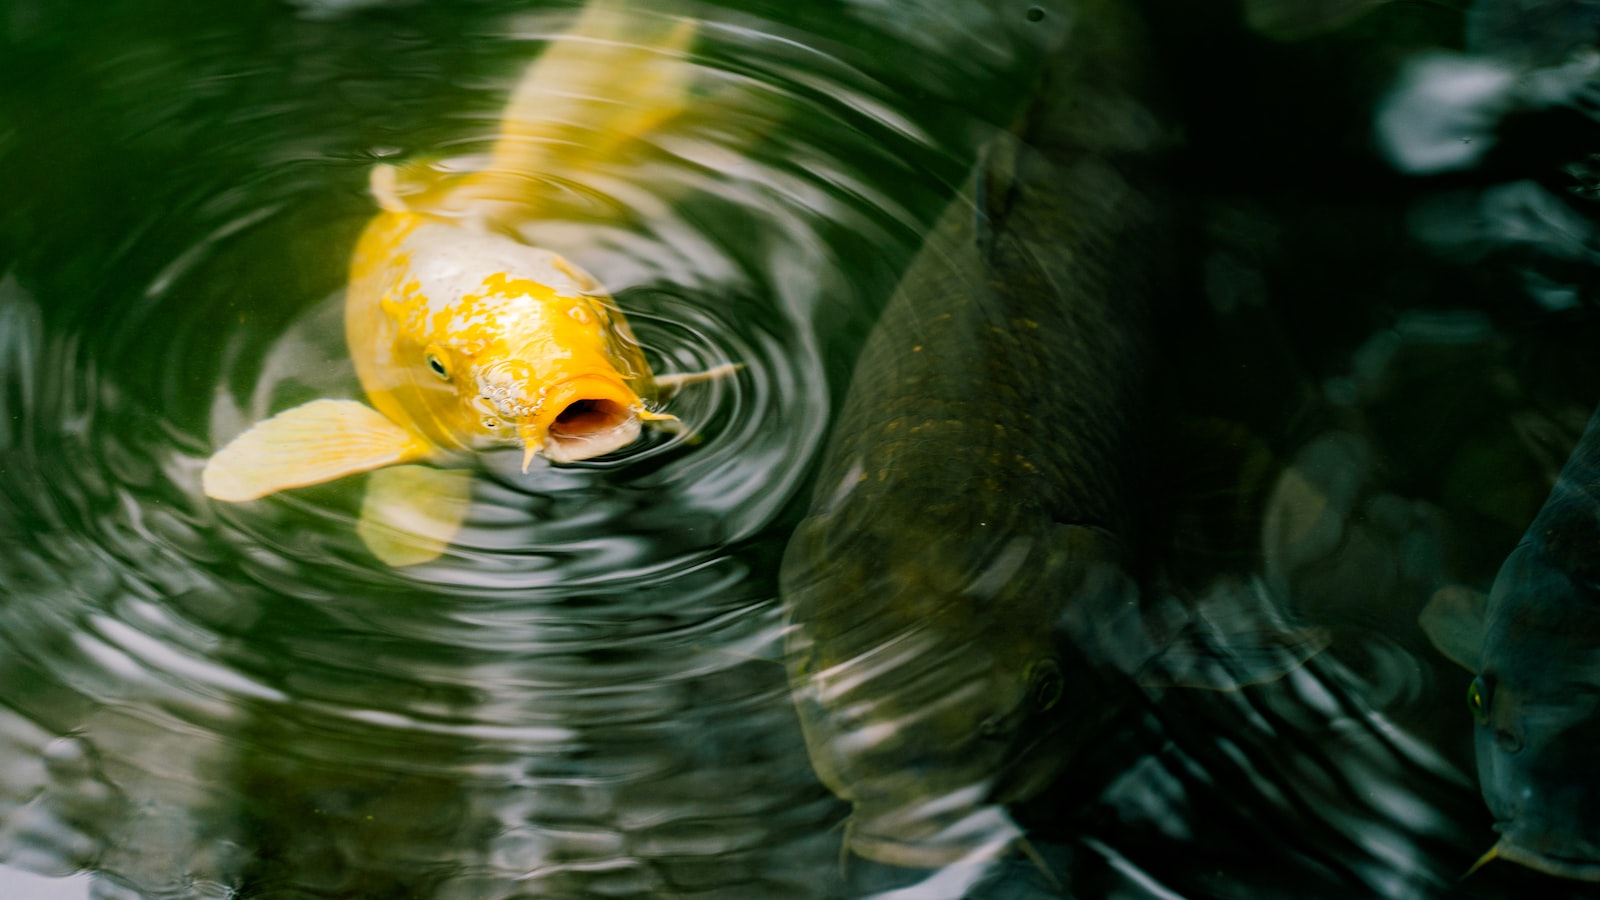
[1423,408,1600,881]
[780,0,1183,868]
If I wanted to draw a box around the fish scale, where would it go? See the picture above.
[795,117,1167,635]
[817,167,1150,542]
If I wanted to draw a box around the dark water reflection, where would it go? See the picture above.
[2,0,1600,897]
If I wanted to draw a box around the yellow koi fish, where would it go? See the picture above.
[203,2,722,565]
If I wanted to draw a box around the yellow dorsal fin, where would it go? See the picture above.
[202,399,433,502]
[356,464,475,567]
[460,3,699,219]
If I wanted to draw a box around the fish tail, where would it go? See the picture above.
[476,2,699,210]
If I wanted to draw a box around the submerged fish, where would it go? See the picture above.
[203,1,724,565]
[1422,407,1600,881]
[778,0,1317,871]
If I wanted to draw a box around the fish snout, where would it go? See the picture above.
[517,374,643,468]
[1481,707,1600,824]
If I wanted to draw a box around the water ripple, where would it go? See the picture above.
[0,2,955,895]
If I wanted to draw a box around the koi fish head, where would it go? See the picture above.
[200,3,711,568]
[347,212,662,468]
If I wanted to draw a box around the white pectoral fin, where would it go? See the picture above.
[356,465,475,567]
[202,399,432,502]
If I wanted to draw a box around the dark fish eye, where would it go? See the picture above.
[1467,676,1491,724]
[426,352,449,380]
[1026,659,1063,712]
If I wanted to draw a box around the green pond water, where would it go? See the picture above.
[2,0,1600,897]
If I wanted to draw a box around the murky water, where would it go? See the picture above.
[2,0,1600,897]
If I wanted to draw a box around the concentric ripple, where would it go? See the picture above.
[0,2,948,896]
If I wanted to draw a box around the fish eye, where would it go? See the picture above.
[424,349,449,380]
[1026,659,1063,712]
[1467,676,1491,724]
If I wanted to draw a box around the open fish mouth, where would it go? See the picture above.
[516,375,643,468]
[544,397,640,460]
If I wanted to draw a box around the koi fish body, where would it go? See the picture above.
[204,2,718,565]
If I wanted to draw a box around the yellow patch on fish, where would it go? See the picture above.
[202,0,731,565]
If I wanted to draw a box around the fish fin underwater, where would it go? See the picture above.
[374,2,701,227]
[474,8,699,221]
[1418,583,1487,671]
[357,465,476,567]
[202,0,736,565]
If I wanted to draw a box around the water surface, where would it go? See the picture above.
[1,0,1599,897]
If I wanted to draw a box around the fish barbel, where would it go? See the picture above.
[202,1,727,565]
